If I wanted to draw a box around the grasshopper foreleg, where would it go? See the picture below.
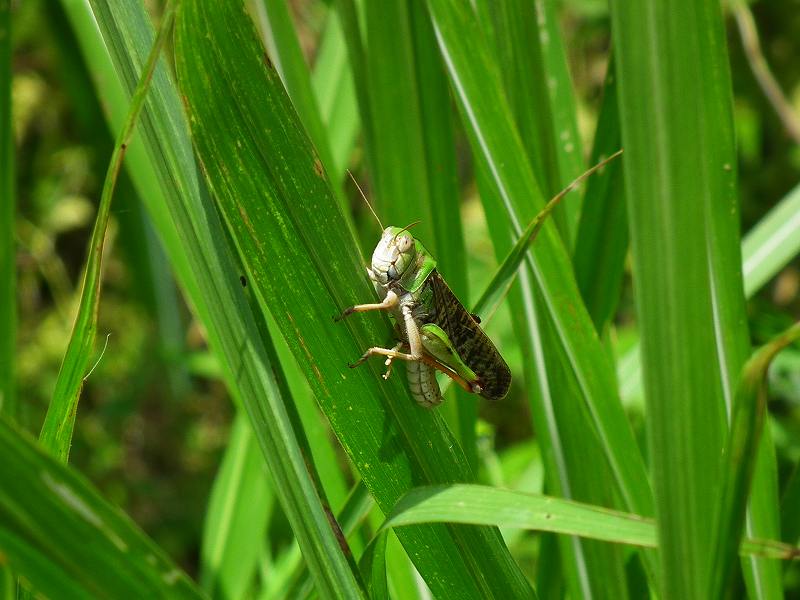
[348,304,422,367]
[335,290,398,321]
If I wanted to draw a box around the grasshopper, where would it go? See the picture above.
[337,150,622,407]
[336,223,510,407]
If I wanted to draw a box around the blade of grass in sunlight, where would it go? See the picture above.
[475,0,584,245]
[311,9,359,179]
[610,0,780,596]
[0,420,205,599]
[426,3,656,592]
[39,0,177,463]
[356,482,800,599]
[175,2,535,597]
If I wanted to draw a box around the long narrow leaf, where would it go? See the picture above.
[200,412,273,599]
[175,2,535,597]
[610,0,763,596]
[311,9,359,178]
[40,0,177,462]
[83,2,366,597]
[0,420,204,599]
[426,3,656,588]
[573,59,628,333]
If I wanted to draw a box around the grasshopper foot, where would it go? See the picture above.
[348,352,370,369]
[334,307,355,322]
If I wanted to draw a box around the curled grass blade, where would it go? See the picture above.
[708,322,800,597]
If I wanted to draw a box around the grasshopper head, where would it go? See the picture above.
[369,226,417,285]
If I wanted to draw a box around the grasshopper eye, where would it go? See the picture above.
[397,235,413,253]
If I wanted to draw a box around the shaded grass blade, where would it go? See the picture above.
[175,2,534,597]
[40,0,177,462]
[0,419,204,599]
[610,0,765,595]
[200,412,273,599]
[573,59,628,334]
[708,322,800,596]
[0,0,14,421]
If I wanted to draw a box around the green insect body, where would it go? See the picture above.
[338,226,511,407]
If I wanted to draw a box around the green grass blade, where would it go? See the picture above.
[40,0,177,463]
[620,180,800,400]
[426,3,656,589]
[175,2,535,597]
[472,151,623,323]
[284,481,374,600]
[200,412,273,599]
[363,0,434,241]
[742,182,800,296]
[0,419,204,599]
[256,0,341,194]
[357,483,799,585]
[610,0,754,596]
[476,0,584,244]
[385,485,654,547]
[708,322,800,597]
[59,0,203,324]
[0,0,14,422]
[84,2,367,597]
[311,9,359,178]
[573,60,628,333]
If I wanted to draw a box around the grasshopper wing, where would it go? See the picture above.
[423,271,511,400]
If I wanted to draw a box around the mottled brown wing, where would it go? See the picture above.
[422,271,511,400]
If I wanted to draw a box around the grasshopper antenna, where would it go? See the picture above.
[347,170,384,230]
[393,220,421,240]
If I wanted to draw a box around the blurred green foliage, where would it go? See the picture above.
[7,0,800,581]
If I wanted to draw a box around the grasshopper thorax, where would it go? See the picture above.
[368,227,417,286]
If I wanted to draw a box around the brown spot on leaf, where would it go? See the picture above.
[263,50,274,70]
[286,312,329,393]
[313,156,324,178]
